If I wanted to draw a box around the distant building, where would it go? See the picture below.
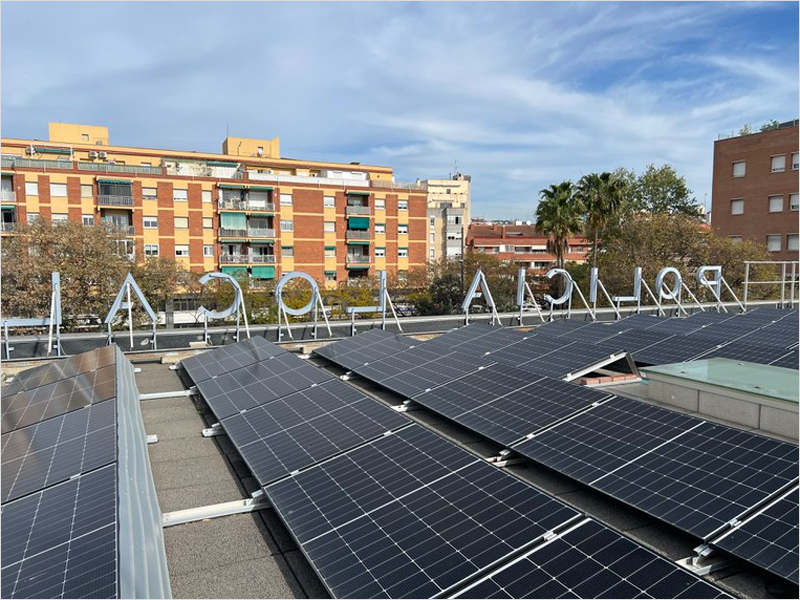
[465,223,590,274]
[1,123,428,287]
[423,174,471,262]
[711,120,798,260]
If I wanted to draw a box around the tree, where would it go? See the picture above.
[628,164,702,216]
[576,172,626,269]
[536,181,584,271]
[1,220,132,328]
[759,119,780,132]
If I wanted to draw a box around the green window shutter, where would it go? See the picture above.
[221,266,247,276]
[347,217,370,230]
[97,178,132,185]
[207,161,239,167]
[251,266,275,279]
[35,147,72,155]
[347,240,370,246]
[346,190,370,196]
[248,186,273,192]
[220,212,247,229]
[218,183,245,190]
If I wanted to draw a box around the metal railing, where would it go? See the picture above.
[346,205,371,215]
[247,228,275,238]
[78,162,163,176]
[346,255,370,264]
[3,157,73,170]
[1,222,16,232]
[1,190,16,201]
[369,179,427,190]
[219,254,276,264]
[250,255,276,264]
[219,228,247,238]
[1,156,16,168]
[346,230,371,240]
[98,195,134,207]
[218,199,275,212]
[743,260,799,308]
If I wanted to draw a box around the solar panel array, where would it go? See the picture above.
[312,328,415,371]
[1,345,170,599]
[185,334,733,598]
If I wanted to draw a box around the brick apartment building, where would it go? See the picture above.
[1,123,428,287]
[711,120,799,261]
[466,222,590,273]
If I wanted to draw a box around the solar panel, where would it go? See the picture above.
[313,329,415,371]
[711,486,799,584]
[265,425,581,599]
[554,323,621,343]
[354,350,494,398]
[509,344,626,380]
[684,318,764,342]
[221,379,410,486]
[352,344,443,381]
[180,336,287,384]
[2,365,117,434]
[413,366,613,446]
[696,341,792,366]
[421,322,498,350]
[451,327,530,356]
[488,335,570,368]
[595,328,672,354]
[452,518,731,599]
[736,307,792,323]
[632,335,721,365]
[193,353,331,420]
[769,350,799,369]
[607,313,663,330]
[1,464,118,599]
[517,398,799,540]
[736,321,799,350]
[532,319,596,337]
[1,400,117,503]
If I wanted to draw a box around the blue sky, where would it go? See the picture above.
[2,1,797,220]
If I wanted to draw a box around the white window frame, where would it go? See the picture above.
[202,190,212,203]
[768,195,783,213]
[174,216,189,229]
[280,219,293,232]
[203,245,214,257]
[324,221,336,232]
[25,182,39,196]
[282,246,294,257]
[142,187,157,200]
[771,154,786,173]
[790,193,799,211]
[324,247,336,258]
[81,184,93,198]
[173,188,188,202]
[728,235,742,243]
[203,217,213,229]
[375,247,386,258]
[374,198,385,210]
[792,152,799,170]
[787,234,799,252]
[324,196,335,208]
[398,224,408,234]
[398,247,408,258]
[144,244,159,257]
[50,183,67,197]
[732,161,746,178]
[280,193,293,206]
[82,214,95,226]
[730,199,744,215]
[175,245,190,257]
[143,216,158,229]
[375,223,385,234]
[397,200,408,210]
[51,213,69,223]
[766,234,782,252]
[27,212,40,224]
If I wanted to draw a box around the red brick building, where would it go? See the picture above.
[466,223,590,273]
[711,120,799,261]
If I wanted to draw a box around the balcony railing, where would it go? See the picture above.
[78,162,163,176]
[218,228,275,238]
[218,199,275,212]
[1,190,16,201]
[3,156,73,170]
[220,254,276,264]
[247,228,275,238]
[346,205,370,215]
[346,255,370,264]
[98,195,134,207]
[219,228,247,238]
[1,222,17,232]
[346,230,371,240]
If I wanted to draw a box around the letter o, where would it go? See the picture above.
[197,272,243,319]
[276,272,319,316]
[655,267,682,300]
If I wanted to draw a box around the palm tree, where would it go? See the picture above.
[536,181,584,272]
[576,172,627,268]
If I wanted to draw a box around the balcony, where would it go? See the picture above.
[98,195,134,207]
[77,162,163,176]
[346,230,371,240]
[220,254,276,264]
[250,255,276,264]
[346,205,370,215]
[247,228,275,238]
[1,156,74,170]
[2,222,17,233]
[346,255,370,264]
[218,199,275,212]
[219,228,275,239]
[219,228,247,238]
[1,190,16,202]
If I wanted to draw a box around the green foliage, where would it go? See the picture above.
[625,164,702,217]
[576,172,627,267]
[1,220,132,329]
[759,119,780,132]
[739,124,753,136]
[536,181,584,270]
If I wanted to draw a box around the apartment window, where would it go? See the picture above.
[324,196,335,208]
[325,272,337,282]
[771,155,786,173]
[324,221,336,232]
[202,190,212,203]
[81,184,93,197]
[430,249,435,259]
[430,233,435,243]
[768,195,783,212]
[52,213,68,223]
[398,247,408,258]
[398,224,408,234]
[280,219,293,232]
[429,217,436,227]
[142,187,157,199]
[50,183,67,197]
[82,214,94,226]
[173,188,188,201]
[280,193,293,206]
[732,161,746,178]
[375,223,385,234]
[790,193,799,211]
[203,245,214,257]
[281,246,294,257]
[174,217,189,229]
[398,200,408,210]
[203,217,213,229]
[82,133,89,142]
[143,216,158,229]
[375,247,385,258]
[140,162,152,167]
[793,152,799,170]
[766,235,782,252]
[25,182,39,196]
[788,234,799,252]
[375,198,385,210]
[175,245,190,257]
[144,244,159,257]
[729,236,742,243]
[27,212,40,224]
[324,247,336,258]
[730,199,744,215]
